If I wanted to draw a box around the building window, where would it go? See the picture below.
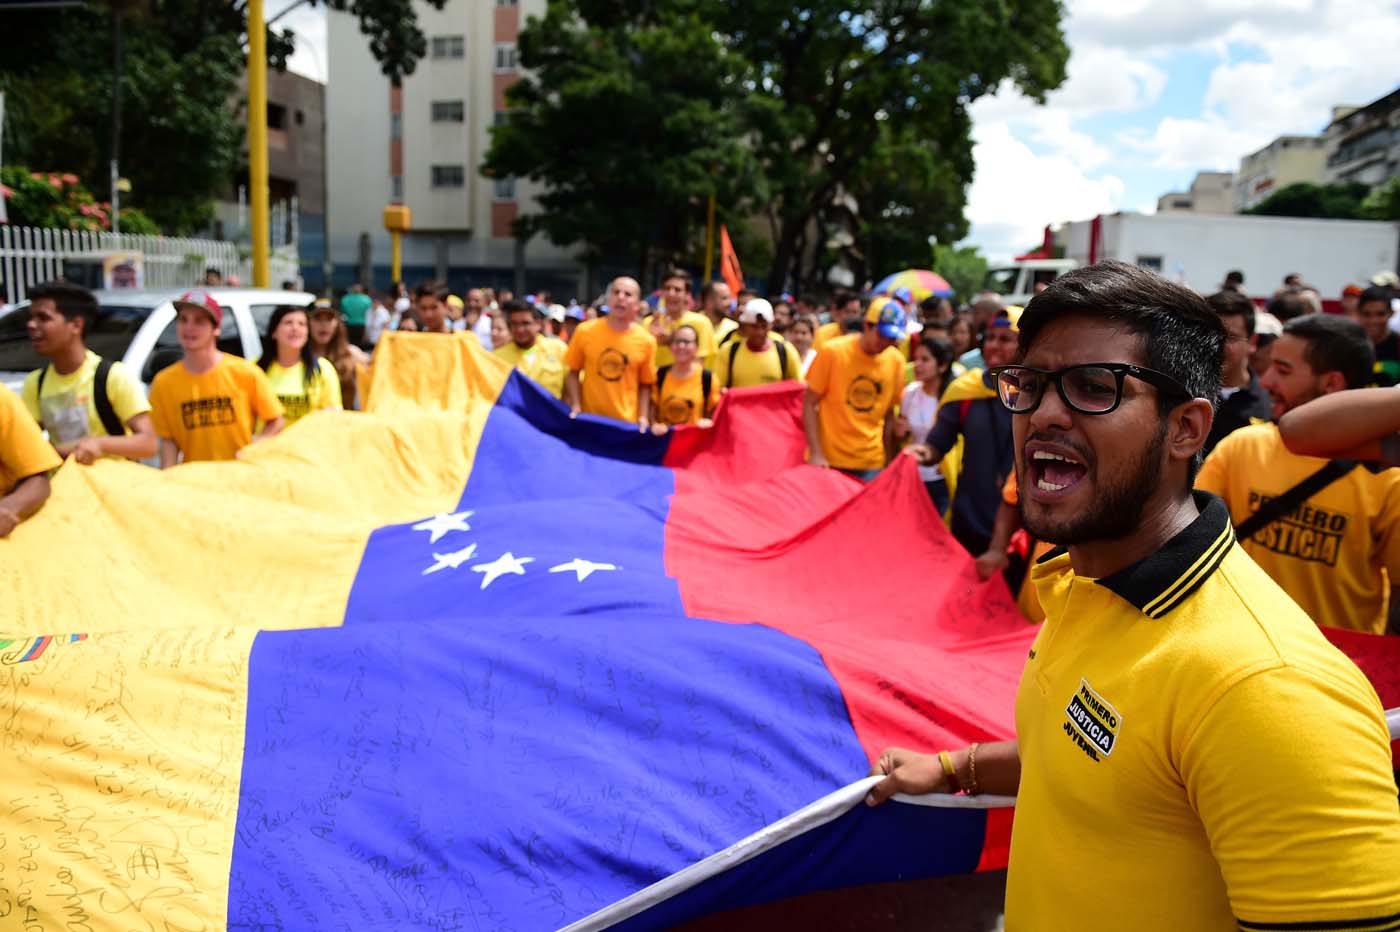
[267,103,287,130]
[494,42,518,72]
[493,177,516,200]
[431,35,465,59]
[431,100,465,122]
[391,175,403,201]
[432,165,466,188]
[496,0,518,5]
[390,113,402,140]
[493,110,509,127]
[1136,256,1163,272]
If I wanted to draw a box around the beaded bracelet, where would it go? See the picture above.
[966,742,982,796]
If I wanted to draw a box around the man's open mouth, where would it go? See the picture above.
[1028,449,1088,494]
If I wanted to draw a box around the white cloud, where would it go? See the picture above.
[1118,115,1271,171]
[964,122,1126,261]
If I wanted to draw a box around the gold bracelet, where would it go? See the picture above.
[966,742,981,796]
[938,749,961,792]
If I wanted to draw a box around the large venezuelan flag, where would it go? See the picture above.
[2,332,1396,931]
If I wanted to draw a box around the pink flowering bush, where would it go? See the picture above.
[1,166,159,235]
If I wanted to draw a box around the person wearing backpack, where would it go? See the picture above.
[1198,313,1400,635]
[21,280,157,465]
[651,324,718,433]
[713,298,803,390]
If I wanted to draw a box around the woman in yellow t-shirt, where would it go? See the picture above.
[258,306,343,426]
[309,304,370,410]
[651,325,718,434]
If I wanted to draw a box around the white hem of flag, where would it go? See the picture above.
[559,778,1017,932]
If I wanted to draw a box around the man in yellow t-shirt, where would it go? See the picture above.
[644,268,716,369]
[564,277,657,429]
[147,291,285,466]
[1197,313,1400,634]
[812,291,863,350]
[713,298,803,389]
[494,299,569,399]
[699,280,737,351]
[21,280,157,464]
[866,262,1400,932]
[803,296,906,480]
[1,383,63,537]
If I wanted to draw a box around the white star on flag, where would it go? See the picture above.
[548,558,618,582]
[471,552,534,590]
[421,543,479,576]
[411,510,475,544]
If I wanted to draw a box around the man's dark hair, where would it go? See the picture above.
[1224,270,1244,288]
[28,280,99,334]
[1359,285,1392,308]
[413,279,449,302]
[1205,289,1256,338]
[1266,290,1307,322]
[661,267,692,289]
[501,298,538,319]
[699,281,728,303]
[1019,261,1224,476]
[1282,313,1375,390]
[798,293,819,307]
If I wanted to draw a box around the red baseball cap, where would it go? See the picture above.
[173,290,223,328]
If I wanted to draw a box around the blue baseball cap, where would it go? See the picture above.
[893,286,913,306]
[865,295,907,340]
[566,305,585,321]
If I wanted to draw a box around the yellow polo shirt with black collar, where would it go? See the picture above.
[1010,491,1400,932]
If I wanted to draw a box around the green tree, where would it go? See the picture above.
[712,0,1068,291]
[932,242,988,305]
[1244,182,1371,220]
[483,0,755,285]
[0,0,443,233]
[1362,176,1400,221]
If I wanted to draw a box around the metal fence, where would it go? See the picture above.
[0,225,299,302]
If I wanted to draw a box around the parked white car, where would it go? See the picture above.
[0,287,313,395]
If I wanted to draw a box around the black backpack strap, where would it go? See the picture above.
[1234,460,1358,541]
[656,364,671,395]
[701,368,713,414]
[36,364,49,410]
[777,338,790,380]
[727,341,741,388]
[93,358,127,436]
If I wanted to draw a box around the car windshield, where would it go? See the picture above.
[983,267,1020,295]
[0,304,156,373]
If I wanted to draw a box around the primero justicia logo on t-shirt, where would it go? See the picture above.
[180,396,237,430]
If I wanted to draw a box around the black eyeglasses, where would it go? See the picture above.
[987,363,1192,415]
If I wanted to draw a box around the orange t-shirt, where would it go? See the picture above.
[148,353,284,463]
[655,366,717,426]
[564,319,657,424]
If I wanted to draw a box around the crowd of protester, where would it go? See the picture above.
[5,261,1400,639]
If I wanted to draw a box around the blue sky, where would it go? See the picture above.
[282,0,1400,263]
[964,0,1400,259]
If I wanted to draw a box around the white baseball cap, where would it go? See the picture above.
[739,298,774,324]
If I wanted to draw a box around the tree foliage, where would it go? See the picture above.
[0,0,442,234]
[2,166,160,234]
[1361,176,1400,221]
[487,0,1069,291]
[483,0,756,280]
[1243,182,1372,220]
[932,242,988,305]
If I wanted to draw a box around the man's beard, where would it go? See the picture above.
[1019,424,1167,546]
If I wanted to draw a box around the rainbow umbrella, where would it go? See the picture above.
[872,269,954,301]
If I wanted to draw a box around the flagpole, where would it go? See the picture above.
[248,0,270,287]
[703,192,716,283]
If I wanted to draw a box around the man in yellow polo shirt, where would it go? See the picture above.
[803,296,906,481]
[644,268,716,368]
[494,299,569,399]
[866,261,1400,931]
[1197,313,1400,635]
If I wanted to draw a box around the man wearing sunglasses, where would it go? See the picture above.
[868,261,1400,930]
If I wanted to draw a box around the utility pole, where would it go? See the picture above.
[248,0,270,286]
[109,6,123,233]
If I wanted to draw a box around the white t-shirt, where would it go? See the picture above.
[901,382,944,482]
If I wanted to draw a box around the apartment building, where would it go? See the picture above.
[1233,135,1328,212]
[1324,88,1400,189]
[325,0,584,296]
[1155,171,1234,214]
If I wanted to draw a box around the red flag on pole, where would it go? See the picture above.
[719,224,744,297]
